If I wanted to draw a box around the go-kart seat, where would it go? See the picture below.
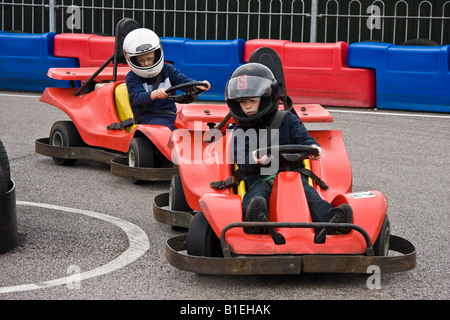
[114,83,136,133]
[234,163,247,200]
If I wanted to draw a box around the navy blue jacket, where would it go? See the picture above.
[232,111,319,186]
[125,63,195,117]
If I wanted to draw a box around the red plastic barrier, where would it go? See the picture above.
[54,33,116,67]
[244,40,376,108]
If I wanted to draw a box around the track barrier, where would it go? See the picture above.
[1,32,448,113]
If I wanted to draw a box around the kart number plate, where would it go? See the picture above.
[350,191,375,199]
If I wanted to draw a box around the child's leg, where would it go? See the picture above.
[140,114,177,130]
[301,174,333,223]
[301,174,353,242]
[241,180,272,234]
[241,180,272,214]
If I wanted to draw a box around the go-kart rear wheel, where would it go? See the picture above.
[187,212,223,257]
[49,121,83,165]
[373,215,390,256]
[169,174,192,212]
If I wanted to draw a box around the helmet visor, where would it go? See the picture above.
[226,75,273,101]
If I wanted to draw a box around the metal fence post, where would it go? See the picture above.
[49,0,56,33]
[310,0,318,42]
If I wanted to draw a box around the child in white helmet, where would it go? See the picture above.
[123,28,210,130]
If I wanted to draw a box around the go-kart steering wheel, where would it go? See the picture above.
[255,144,319,166]
[165,81,207,104]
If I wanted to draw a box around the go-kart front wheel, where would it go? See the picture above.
[373,215,390,256]
[49,121,83,165]
[128,137,155,183]
[187,212,222,257]
[169,174,192,212]
[128,137,155,168]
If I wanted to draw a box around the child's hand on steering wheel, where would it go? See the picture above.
[195,80,211,91]
[309,145,322,160]
[252,150,271,165]
[151,88,169,100]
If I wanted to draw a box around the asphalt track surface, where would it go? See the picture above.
[0,91,448,303]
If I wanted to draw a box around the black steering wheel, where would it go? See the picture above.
[254,144,319,167]
[165,81,207,104]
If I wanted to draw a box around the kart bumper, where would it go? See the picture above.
[35,138,177,181]
[110,157,178,182]
[153,192,194,228]
[165,233,416,275]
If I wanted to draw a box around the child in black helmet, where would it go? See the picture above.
[226,63,352,241]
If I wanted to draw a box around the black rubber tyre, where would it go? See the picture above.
[187,212,222,257]
[128,137,155,168]
[0,139,18,253]
[373,215,390,256]
[128,137,155,183]
[49,121,83,165]
[169,174,192,212]
[0,139,10,195]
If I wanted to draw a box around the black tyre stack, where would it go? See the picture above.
[0,139,18,253]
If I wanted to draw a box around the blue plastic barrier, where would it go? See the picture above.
[0,32,79,92]
[161,38,245,100]
[348,42,450,113]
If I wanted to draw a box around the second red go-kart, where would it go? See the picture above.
[153,47,416,275]
[35,18,210,182]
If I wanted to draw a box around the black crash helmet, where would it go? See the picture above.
[225,63,279,127]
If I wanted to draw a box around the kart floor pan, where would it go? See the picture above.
[165,234,416,275]
[35,138,177,181]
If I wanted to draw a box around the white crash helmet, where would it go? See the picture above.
[123,28,164,78]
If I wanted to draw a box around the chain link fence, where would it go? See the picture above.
[1,0,449,44]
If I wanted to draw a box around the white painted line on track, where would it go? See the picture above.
[0,93,41,98]
[0,201,150,294]
[327,108,450,119]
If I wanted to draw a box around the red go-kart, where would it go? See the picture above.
[36,18,209,182]
[153,47,416,275]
